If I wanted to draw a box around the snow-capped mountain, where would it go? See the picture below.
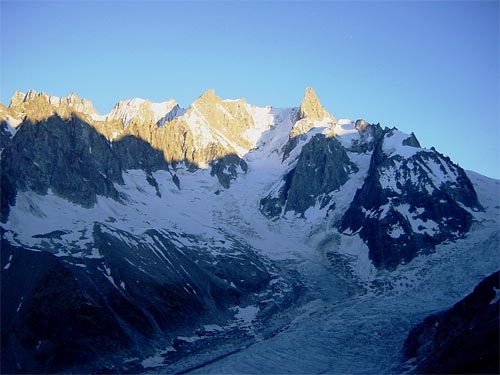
[1,88,498,374]
[106,97,180,126]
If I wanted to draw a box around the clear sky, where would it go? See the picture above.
[1,1,499,178]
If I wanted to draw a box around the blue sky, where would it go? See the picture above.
[1,1,499,178]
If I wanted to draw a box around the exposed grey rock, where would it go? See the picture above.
[0,237,135,374]
[24,89,38,102]
[339,129,482,270]
[402,132,421,148]
[158,104,185,125]
[283,88,336,160]
[261,134,358,217]
[112,134,169,172]
[281,135,300,162]
[210,154,248,189]
[146,173,162,197]
[1,115,123,222]
[0,114,181,222]
[348,121,385,153]
[172,173,181,189]
[295,87,335,125]
[0,223,280,373]
[9,90,26,107]
[354,119,370,131]
[1,120,14,153]
[402,270,499,374]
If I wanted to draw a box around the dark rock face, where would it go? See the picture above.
[112,134,169,172]
[0,238,134,374]
[348,121,385,153]
[210,153,248,189]
[339,129,482,270]
[1,120,14,151]
[0,223,273,373]
[158,104,184,124]
[261,134,358,217]
[402,270,500,374]
[402,132,421,148]
[0,115,124,222]
[0,114,247,223]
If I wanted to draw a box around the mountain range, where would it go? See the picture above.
[1,88,498,374]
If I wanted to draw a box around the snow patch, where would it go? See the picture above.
[177,335,202,344]
[382,130,421,158]
[3,254,13,270]
[232,305,259,325]
[141,347,176,369]
[491,287,500,305]
[203,324,225,332]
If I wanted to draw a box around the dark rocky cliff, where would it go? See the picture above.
[339,128,482,270]
[402,270,499,374]
[0,224,277,373]
[260,134,357,217]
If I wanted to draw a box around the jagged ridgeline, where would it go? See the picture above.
[1,89,259,222]
[0,87,488,373]
[1,87,483,271]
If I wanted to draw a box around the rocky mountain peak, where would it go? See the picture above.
[107,97,178,126]
[1,87,497,375]
[8,89,46,107]
[9,91,26,108]
[289,87,336,139]
[201,88,216,98]
[355,119,370,131]
[24,88,39,101]
[62,93,97,115]
[5,89,56,121]
[7,89,98,118]
[191,89,220,111]
[66,92,80,102]
[298,87,327,121]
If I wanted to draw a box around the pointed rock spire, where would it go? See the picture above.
[201,88,216,98]
[9,91,26,108]
[298,87,327,121]
[192,89,219,110]
[25,89,39,101]
[289,88,336,139]
[65,92,80,103]
[188,88,222,123]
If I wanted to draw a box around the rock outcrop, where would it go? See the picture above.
[107,97,178,126]
[0,115,124,222]
[0,89,257,222]
[402,270,499,374]
[8,90,98,121]
[289,87,336,139]
[339,127,482,270]
[282,88,337,160]
[261,134,357,217]
[0,224,276,373]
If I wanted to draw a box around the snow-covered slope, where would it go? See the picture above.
[1,88,498,374]
[148,171,500,375]
[106,97,180,126]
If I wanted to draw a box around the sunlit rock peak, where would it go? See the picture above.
[290,87,336,138]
